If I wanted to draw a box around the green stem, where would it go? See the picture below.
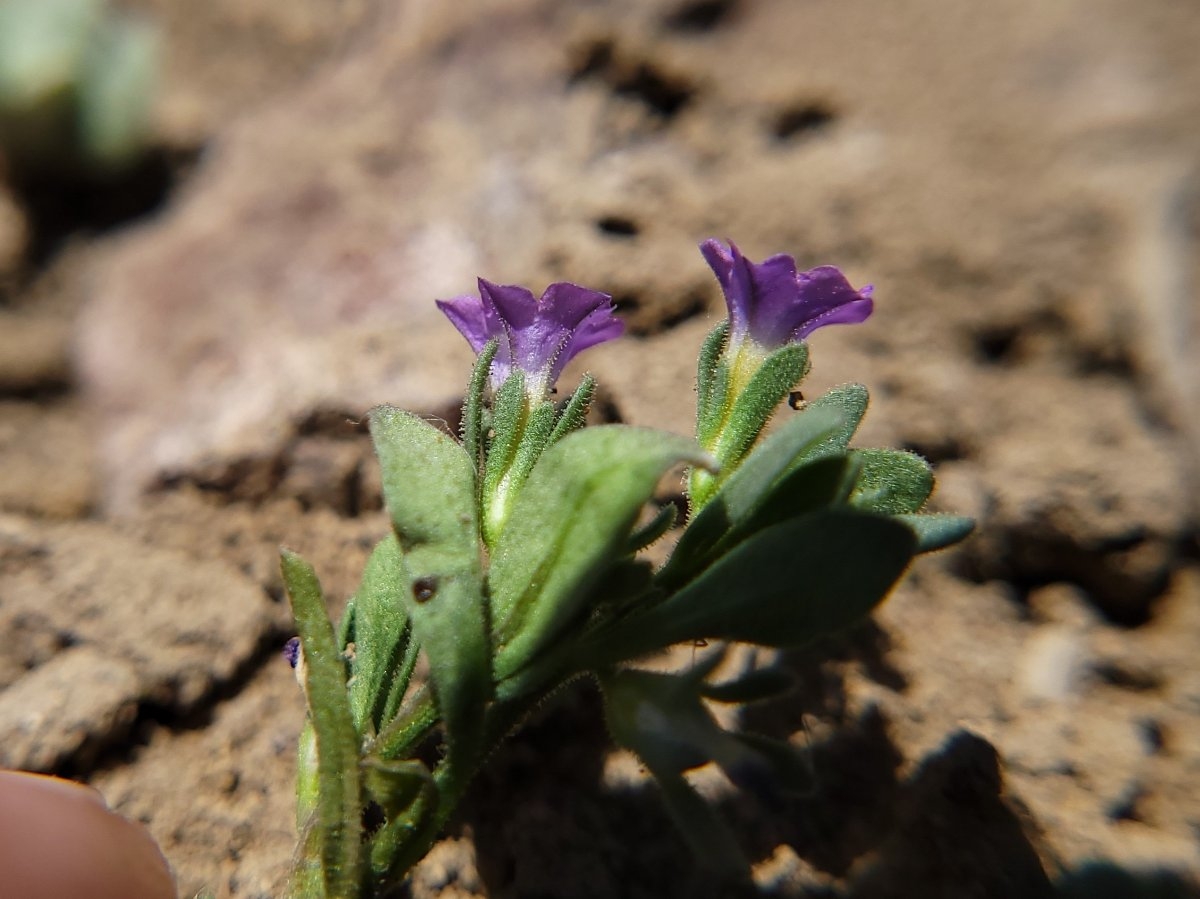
[367,693,539,892]
[370,685,438,761]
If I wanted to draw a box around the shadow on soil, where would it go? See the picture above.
[454,624,1086,899]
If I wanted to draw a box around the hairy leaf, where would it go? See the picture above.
[699,666,796,704]
[548,374,596,444]
[667,403,845,581]
[800,382,869,461]
[461,339,498,470]
[490,426,709,684]
[695,321,730,447]
[347,535,411,735]
[894,513,975,553]
[849,448,934,514]
[369,406,490,783]
[281,550,362,898]
[606,510,916,658]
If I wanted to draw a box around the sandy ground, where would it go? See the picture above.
[1,1,1198,896]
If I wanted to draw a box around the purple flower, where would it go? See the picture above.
[283,636,301,669]
[700,239,873,349]
[437,279,624,393]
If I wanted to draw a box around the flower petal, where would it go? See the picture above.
[540,282,624,384]
[700,239,749,342]
[435,295,493,353]
[791,268,874,340]
[479,279,539,330]
[740,251,800,347]
[700,239,873,349]
[439,278,622,393]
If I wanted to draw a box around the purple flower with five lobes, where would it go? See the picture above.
[699,239,874,349]
[437,279,624,394]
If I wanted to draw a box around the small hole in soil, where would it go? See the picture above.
[614,63,694,118]
[567,39,694,120]
[1105,783,1148,823]
[618,289,711,337]
[1093,661,1164,693]
[595,215,640,238]
[663,0,738,32]
[612,292,642,314]
[1137,718,1167,755]
[902,436,970,464]
[592,392,624,424]
[567,38,614,83]
[772,102,837,141]
[295,408,367,438]
[1074,344,1135,379]
[652,290,708,332]
[973,324,1021,364]
[14,144,201,269]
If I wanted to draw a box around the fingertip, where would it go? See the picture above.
[0,770,176,899]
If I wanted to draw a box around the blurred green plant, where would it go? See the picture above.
[0,0,158,176]
[280,239,974,897]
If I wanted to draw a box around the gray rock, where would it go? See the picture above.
[1017,627,1090,702]
[0,514,274,769]
[0,646,138,771]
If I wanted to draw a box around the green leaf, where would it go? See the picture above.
[461,339,498,470]
[369,406,490,784]
[800,382,869,461]
[346,535,411,735]
[548,373,596,445]
[731,732,815,796]
[667,403,846,582]
[289,821,327,899]
[699,666,796,704]
[730,454,860,538]
[362,758,437,885]
[295,720,319,831]
[280,550,362,899]
[378,628,421,730]
[602,668,719,774]
[483,372,526,487]
[711,342,809,470]
[691,344,811,513]
[490,426,710,684]
[605,510,917,659]
[482,371,528,543]
[570,558,657,634]
[335,598,355,656]
[894,513,975,552]
[362,758,435,827]
[505,399,558,496]
[654,770,750,880]
[695,321,729,447]
[626,502,677,553]
[600,667,749,880]
[77,16,157,168]
[370,685,438,763]
[848,448,933,514]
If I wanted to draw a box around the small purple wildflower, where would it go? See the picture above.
[437,279,623,393]
[283,636,301,669]
[699,239,873,350]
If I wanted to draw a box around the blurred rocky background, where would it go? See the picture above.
[0,0,1197,896]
